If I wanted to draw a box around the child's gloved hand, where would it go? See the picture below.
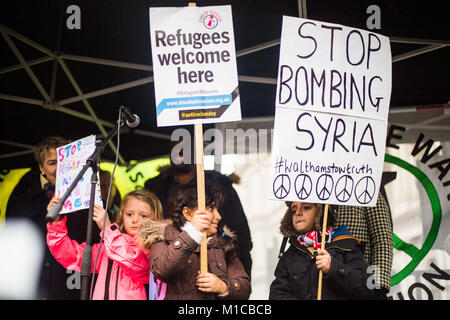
[316,248,332,274]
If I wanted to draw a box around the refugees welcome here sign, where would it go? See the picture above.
[149,5,241,127]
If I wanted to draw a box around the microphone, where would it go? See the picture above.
[120,106,140,128]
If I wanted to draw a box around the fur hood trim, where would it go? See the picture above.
[138,219,237,249]
[138,219,172,250]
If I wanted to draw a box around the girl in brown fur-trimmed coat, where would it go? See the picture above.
[138,183,251,300]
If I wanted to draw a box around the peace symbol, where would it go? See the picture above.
[273,174,291,199]
[294,174,312,200]
[315,174,334,200]
[335,175,354,203]
[354,176,376,204]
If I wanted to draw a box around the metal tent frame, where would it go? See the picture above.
[1,1,449,165]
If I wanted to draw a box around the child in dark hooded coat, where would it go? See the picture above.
[269,201,380,300]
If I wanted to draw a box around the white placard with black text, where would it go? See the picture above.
[270,16,392,206]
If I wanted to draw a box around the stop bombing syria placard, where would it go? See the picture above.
[55,135,103,214]
[149,5,241,127]
[270,16,392,207]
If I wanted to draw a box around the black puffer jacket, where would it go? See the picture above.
[269,234,378,300]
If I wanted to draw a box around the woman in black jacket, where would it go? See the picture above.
[269,202,379,300]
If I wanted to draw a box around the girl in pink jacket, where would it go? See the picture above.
[46,190,163,300]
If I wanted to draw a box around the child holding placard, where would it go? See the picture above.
[46,190,163,300]
[269,201,378,300]
[137,183,251,300]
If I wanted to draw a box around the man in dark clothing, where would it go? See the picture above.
[5,136,100,299]
[144,142,253,278]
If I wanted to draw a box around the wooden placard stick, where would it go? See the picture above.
[194,123,208,274]
[317,203,329,300]
[188,1,208,276]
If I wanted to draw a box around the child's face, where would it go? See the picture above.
[205,207,222,237]
[290,202,318,233]
[121,197,153,236]
[183,206,222,236]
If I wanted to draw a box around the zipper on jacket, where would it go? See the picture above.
[326,246,352,252]
[104,259,114,300]
[114,266,120,300]
[292,242,315,259]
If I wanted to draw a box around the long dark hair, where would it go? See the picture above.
[170,183,237,262]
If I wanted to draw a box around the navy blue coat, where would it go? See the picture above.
[269,235,379,300]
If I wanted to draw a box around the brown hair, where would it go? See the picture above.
[34,136,70,166]
[115,189,163,233]
[279,202,337,237]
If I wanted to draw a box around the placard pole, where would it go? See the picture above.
[195,123,208,274]
[188,0,207,276]
[317,203,329,300]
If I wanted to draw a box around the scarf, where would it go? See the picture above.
[296,226,351,249]
[296,227,333,250]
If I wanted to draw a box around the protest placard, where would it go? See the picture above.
[150,3,242,273]
[149,5,241,127]
[55,135,103,214]
[271,16,392,207]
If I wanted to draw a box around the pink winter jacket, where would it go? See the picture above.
[47,216,150,300]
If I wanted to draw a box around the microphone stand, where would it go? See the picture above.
[46,117,123,300]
